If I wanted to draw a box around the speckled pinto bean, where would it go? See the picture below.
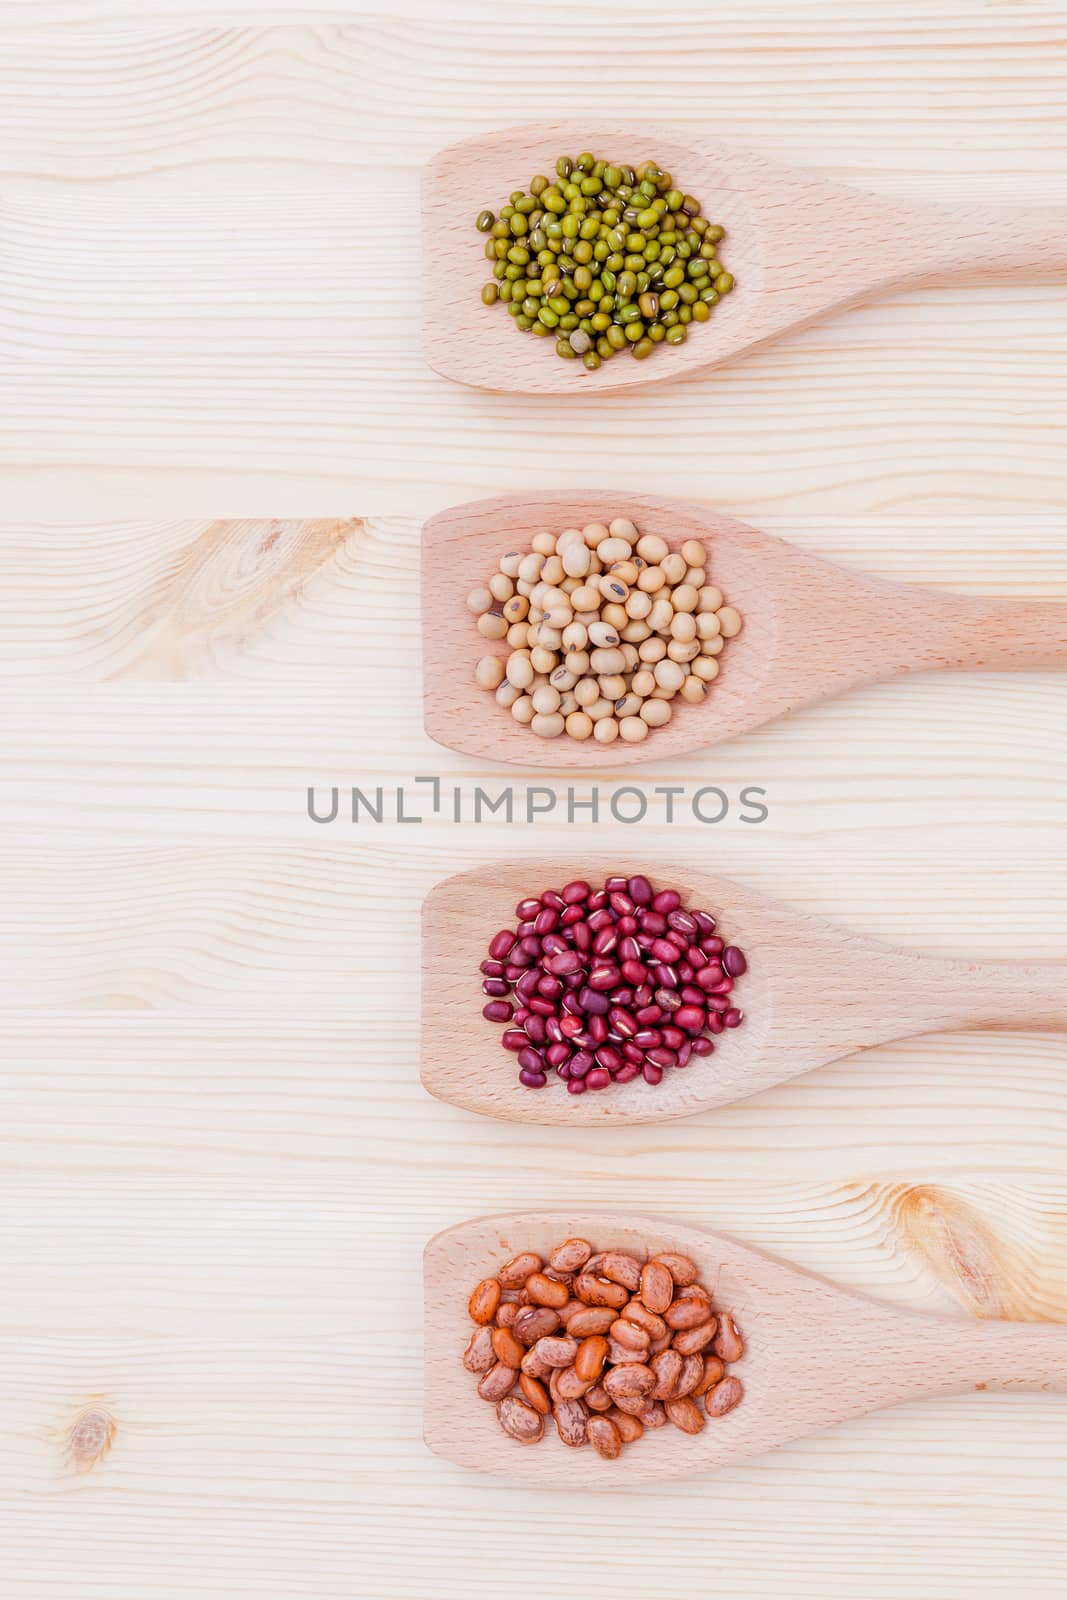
[513,1306,561,1346]
[550,1238,594,1273]
[520,1374,552,1414]
[478,1362,519,1402]
[468,1279,502,1325]
[640,1260,675,1315]
[599,1252,643,1291]
[574,1273,632,1309]
[622,1300,668,1340]
[497,1396,545,1443]
[526,1273,571,1309]
[462,1238,745,1458]
[499,1252,543,1288]
[654,1252,698,1287]
[665,1297,712,1331]
[673,1318,718,1356]
[649,1348,683,1400]
[704,1375,744,1418]
[491,1326,526,1368]
[575,1335,610,1384]
[463,1326,496,1374]
[713,1313,745,1363]
[586,1416,623,1460]
[664,1396,705,1434]
[554,1398,589,1447]
[565,1306,618,1337]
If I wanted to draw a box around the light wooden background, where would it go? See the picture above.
[2,6,1067,1598]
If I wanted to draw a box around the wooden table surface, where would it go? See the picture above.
[1,6,1066,1597]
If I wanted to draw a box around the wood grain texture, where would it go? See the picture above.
[423,494,1067,768]
[1,7,1067,511]
[426,1210,1067,1484]
[3,6,1067,1596]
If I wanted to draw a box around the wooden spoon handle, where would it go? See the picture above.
[930,1319,1067,1394]
[802,945,1067,1061]
[919,203,1067,279]
[908,955,1067,1034]
[906,591,1067,672]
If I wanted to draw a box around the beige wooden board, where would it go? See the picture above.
[2,5,1067,1598]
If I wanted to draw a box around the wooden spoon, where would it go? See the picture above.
[422,492,1067,769]
[424,1210,1067,1485]
[421,860,1067,1125]
[423,122,1067,394]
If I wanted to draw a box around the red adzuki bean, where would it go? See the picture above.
[479,876,747,1094]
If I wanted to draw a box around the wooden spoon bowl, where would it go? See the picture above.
[425,1210,1067,1485]
[422,493,1067,769]
[423,122,1067,394]
[421,860,1067,1125]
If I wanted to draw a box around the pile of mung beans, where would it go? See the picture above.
[464,1237,745,1455]
[477,154,733,369]
[481,874,747,1092]
[470,517,741,744]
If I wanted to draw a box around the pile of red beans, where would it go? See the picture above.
[480,875,746,1092]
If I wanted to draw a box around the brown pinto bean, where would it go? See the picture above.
[565,1306,618,1337]
[607,1336,643,1365]
[575,1335,610,1384]
[665,1297,712,1331]
[608,1408,644,1444]
[599,1251,643,1291]
[530,1335,578,1368]
[462,1326,496,1374]
[587,1416,623,1459]
[665,1395,705,1434]
[520,1345,553,1380]
[654,1252,698,1287]
[496,1302,519,1330]
[649,1348,683,1400]
[497,1396,544,1443]
[675,1283,711,1303]
[648,1330,674,1356]
[713,1313,745,1363]
[692,1356,725,1397]
[583,1252,608,1275]
[612,1392,653,1418]
[610,1318,651,1354]
[574,1274,631,1310]
[491,1326,526,1368]
[542,1267,574,1287]
[555,1364,593,1401]
[553,1398,589,1448]
[640,1260,674,1315]
[705,1375,744,1418]
[520,1373,551,1415]
[672,1318,718,1357]
[468,1278,502,1325]
[513,1306,561,1346]
[526,1273,570,1309]
[478,1362,519,1402]
[558,1299,586,1325]
[621,1300,667,1340]
[498,1251,542,1288]
[642,1401,668,1429]
[603,1363,656,1402]
[673,1354,706,1398]
[585,1383,613,1412]
[549,1238,593,1273]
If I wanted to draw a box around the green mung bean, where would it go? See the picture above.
[475,154,732,369]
